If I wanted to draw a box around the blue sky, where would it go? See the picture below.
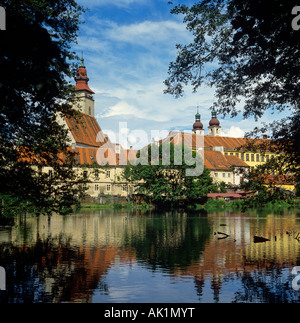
[73,0,283,149]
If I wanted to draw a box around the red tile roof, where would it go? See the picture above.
[224,155,249,167]
[72,147,137,166]
[64,113,113,148]
[260,174,295,185]
[163,131,274,152]
[204,150,249,171]
[204,150,231,171]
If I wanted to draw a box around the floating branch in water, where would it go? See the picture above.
[215,232,230,240]
[254,236,270,243]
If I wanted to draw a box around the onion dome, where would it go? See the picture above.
[209,108,220,127]
[193,107,203,131]
[75,57,95,94]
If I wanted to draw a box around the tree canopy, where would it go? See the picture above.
[124,143,217,208]
[0,0,87,215]
[165,0,300,181]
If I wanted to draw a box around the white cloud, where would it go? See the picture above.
[77,0,146,8]
[222,126,245,138]
[107,20,189,47]
[102,101,146,119]
[73,2,267,146]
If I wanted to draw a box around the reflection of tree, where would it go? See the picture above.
[0,239,109,303]
[123,214,211,272]
[233,269,300,303]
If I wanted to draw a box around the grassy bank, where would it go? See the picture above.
[79,201,152,211]
[79,203,113,210]
[199,198,300,212]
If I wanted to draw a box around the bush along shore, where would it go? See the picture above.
[79,197,300,213]
[200,198,300,212]
[1,193,300,224]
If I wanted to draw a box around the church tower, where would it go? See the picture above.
[208,108,221,136]
[74,56,95,116]
[192,107,204,136]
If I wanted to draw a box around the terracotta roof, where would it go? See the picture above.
[260,174,295,185]
[224,155,249,167]
[163,131,248,150]
[204,136,247,150]
[64,113,113,148]
[204,150,231,171]
[203,150,248,171]
[161,131,278,153]
[72,147,137,166]
[164,131,203,149]
[18,145,137,167]
[17,147,48,165]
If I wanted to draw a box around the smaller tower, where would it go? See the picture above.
[208,108,221,136]
[74,55,95,116]
[192,107,204,136]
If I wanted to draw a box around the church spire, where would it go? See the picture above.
[75,54,95,94]
[73,54,95,116]
[208,107,221,136]
[193,106,204,135]
[80,51,85,67]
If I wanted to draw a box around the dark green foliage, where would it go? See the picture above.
[0,0,87,215]
[165,0,300,183]
[124,143,218,208]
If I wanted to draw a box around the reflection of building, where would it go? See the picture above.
[1,211,299,302]
[172,211,299,301]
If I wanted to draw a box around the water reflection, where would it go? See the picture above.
[0,209,299,303]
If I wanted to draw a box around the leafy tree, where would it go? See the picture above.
[0,0,87,215]
[165,0,300,182]
[124,143,217,208]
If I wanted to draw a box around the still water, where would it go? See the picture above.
[0,208,300,303]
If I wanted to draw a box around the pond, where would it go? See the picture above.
[0,208,300,303]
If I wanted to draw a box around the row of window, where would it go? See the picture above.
[94,184,128,192]
[83,170,111,179]
[215,173,231,178]
[48,170,112,179]
[224,152,273,162]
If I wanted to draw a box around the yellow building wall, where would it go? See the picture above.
[224,150,295,191]
[42,166,131,198]
[224,150,276,169]
[211,171,234,186]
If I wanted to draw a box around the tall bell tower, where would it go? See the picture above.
[208,108,221,136]
[192,106,204,136]
[74,56,95,116]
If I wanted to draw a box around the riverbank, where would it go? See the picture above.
[198,198,300,212]
[80,201,152,211]
[79,198,300,213]
[1,195,299,223]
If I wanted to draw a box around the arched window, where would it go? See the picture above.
[89,106,91,115]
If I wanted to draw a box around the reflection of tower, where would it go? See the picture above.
[194,275,205,300]
[211,274,222,303]
[208,108,221,136]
